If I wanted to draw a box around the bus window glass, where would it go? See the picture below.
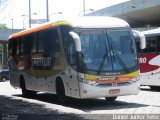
[32,33,38,53]
[68,39,76,67]
[77,29,137,74]
[44,30,51,56]
[15,38,23,56]
[38,31,45,53]
[11,39,17,56]
[16,39,20,56]
[79,30,112,72]
[141,37,157,53]
[60,26,75,66]
[20,38,24,55]
[156,36,160,52]
[107,29,137,70]
[52,29,60,53]
[62,35,76,68]
[44,29,60,57]
[135,40,141,53]
[22,36,32,55]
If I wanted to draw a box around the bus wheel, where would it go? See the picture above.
[56,78,67,103]
[105,97,117,102]
[20,77,37,97]
[2,77,7,82]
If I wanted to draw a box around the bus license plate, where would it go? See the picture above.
[109,89,120,94]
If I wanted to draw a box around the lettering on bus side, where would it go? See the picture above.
[138,57,147,63]
[31,57,53,70]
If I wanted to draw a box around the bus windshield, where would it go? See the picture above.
[77,29,138,75]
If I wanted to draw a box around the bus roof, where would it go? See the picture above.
[9,16,130,39]
[143,28,160,37]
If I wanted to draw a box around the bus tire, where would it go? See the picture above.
[20,76,37,97]
[56,78,67,103]
[105,97,117,102]
[2,77,7,82]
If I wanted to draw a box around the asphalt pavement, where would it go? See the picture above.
[0,81,160,120]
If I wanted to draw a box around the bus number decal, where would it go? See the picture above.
[138,57,147,63]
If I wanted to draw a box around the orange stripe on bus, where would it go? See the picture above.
[9,21,72,39]
[10,24,54,39]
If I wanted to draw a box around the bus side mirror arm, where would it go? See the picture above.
[69,31,81,52]
[132,30,146,49]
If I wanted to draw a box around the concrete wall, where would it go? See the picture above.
[87,0,160,28]
[88,0,160,16]
[0,29,22,69]
[0,29,22,42]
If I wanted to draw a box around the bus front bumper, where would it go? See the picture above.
[79,80,140,99]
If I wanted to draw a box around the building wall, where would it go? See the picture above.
[0,29,22,69]
[88,0,160,16]
[87,0,160,28]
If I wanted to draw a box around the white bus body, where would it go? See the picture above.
[8,16,145,101]
[137,28,160,89]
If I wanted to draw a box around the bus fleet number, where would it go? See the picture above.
[138,57,147,63]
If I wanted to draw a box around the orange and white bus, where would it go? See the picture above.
[8,16,145,102]
[136,28,160,90]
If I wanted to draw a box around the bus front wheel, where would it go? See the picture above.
[56,78,67,103]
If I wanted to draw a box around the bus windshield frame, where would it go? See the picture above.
[75,28,138,75]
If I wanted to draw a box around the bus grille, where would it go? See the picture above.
[97,81,136,87]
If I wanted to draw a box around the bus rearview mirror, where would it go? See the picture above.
[69,31,81,52]
[132,30,146,49]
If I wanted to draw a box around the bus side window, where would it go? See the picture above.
[149,39,156,53]
[43,29,60,57]
[8,40,12,56]
[157,36,160,52]
[23,35,32,55]
[136,41,141,53]
[11,39,17,56]
[44,30,51,56]
[67,37,77,68]
[38,31,45,53]
[60,26,76,68]
[142,37,156,53]
[19,37,24,55]
[51,29,60,53]
[16,38,20,55]
[32,33,38,54]
[63,35,77,68]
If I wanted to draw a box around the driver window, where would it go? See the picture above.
[68,40,76,66]
[67,37,77,69]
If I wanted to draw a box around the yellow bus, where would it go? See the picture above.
[8,16,145,102]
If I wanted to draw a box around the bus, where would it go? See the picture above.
[137,28,160,90]
[8,16,145,102]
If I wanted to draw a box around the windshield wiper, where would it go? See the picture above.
[110,44,129,73]
[97,52,108,75]
[97,33,109,75]
[115,53,129,73]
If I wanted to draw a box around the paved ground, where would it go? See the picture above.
[0,81,160,120]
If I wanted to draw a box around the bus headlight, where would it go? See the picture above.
[130,77,140,83]
[79,78,98,85]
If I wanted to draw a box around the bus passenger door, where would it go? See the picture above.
[65,38,80,98]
